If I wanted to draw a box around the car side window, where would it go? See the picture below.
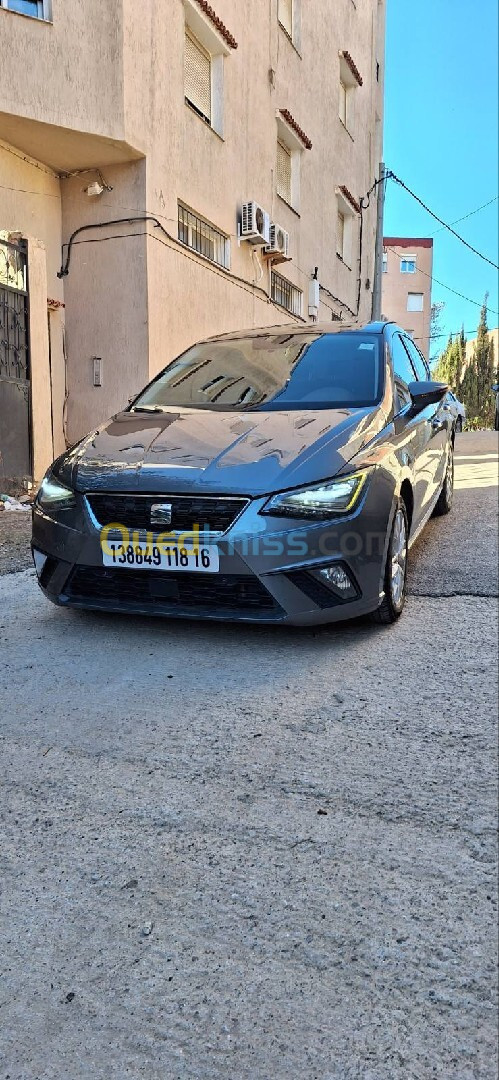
[390,334,417,413]
[403,336,429,381]
[391,334,418,386]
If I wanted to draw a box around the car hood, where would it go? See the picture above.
[67,406,385,497]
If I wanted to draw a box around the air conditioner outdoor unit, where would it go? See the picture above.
[240,201,271,245]
[265,223,290,257]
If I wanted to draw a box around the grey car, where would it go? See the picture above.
[32,322,456,627]
[446,391,466,432]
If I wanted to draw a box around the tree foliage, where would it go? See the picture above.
[433,297,497,428]
[460,297,497,428]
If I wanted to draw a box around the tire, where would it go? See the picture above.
[455,417,463,433]
[433,441,454,516]
[371,498,409,625]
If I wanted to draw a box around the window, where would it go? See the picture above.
[391,333,417,389]
[183,1,229,136]
[185,30,212,124]
[403,336,429,380]
[338,53,361,134]
[335,189,358,267]
[276,141,292,205]
[382,252,388,273]
[178,204,230,270]
[407,292,424,312]
[339,80,348,127]
[337,211,345,259]
[278,0,293,37]
[0,0,51,17]
[271,272,303,317]
[400,257,416,273]
[132,332,383,413]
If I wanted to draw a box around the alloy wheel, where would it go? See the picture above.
[390,507,408,607]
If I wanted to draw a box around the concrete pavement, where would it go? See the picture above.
[0,432,497,1079]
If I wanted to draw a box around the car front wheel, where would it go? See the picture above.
[371,498,409,625]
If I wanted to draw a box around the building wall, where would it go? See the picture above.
[0,0,385,474]
[0,139,66,479]
[381,238,433,360]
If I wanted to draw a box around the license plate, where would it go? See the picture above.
[103,541,219,573]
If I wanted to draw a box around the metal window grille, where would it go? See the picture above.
[271,272,302,317]
[337,211,345,257]
[276,141,292,204]
[178,204,230,270]
[184,29,211,123]
[278,0,293,37]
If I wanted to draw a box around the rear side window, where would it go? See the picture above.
[402,336,429,380]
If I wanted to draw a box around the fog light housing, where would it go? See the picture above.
[32,548,48,578]
[318,563,358,600]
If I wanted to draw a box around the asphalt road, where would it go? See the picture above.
[0,432,497,1080]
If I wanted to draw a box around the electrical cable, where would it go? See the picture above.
[60,220,307,321]
[383,244,499,315]
[387,172,499,270]
[431,195,499,235]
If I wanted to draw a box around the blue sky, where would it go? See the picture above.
[383,0,499,351]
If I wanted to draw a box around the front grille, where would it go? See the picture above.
[65,567,279,613]
[85,493,248,534]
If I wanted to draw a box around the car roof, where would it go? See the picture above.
[203,320,394,343]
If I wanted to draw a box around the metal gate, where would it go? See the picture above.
[0,237,31,487]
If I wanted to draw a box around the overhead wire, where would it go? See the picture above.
[387,171,499,270]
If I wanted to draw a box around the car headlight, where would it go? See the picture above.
[261,470,370,519]
[35,470,76,512]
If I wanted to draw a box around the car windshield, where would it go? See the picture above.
[132,331,383,412]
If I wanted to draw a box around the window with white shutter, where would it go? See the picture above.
[278,0,293,38]
[276,141,292,204]
[185,29,212,124]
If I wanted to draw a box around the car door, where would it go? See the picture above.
[402,335,448,497]
[389,333,439,533]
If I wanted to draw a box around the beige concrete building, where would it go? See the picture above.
[0,0,385,486]
[381,238,433,361]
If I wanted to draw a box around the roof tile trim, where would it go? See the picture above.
[340,50,363,87]
[339,185,361,214]
[384,237,434,248]
[279,109,313,150]
[192,0,238,49]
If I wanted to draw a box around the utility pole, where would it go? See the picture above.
[372,162,386,321]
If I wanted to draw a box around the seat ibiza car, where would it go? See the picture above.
[32,322,455,626]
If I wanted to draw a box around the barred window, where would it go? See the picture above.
[271,272,303,317]
[276,141,292,204]
[178,204,230,270]
[185,29,212,123]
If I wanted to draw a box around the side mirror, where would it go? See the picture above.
[408,380,448,415]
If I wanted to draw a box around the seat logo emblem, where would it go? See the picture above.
[150,503,172,526]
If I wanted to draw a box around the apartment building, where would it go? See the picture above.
[381,237,433,360]
[0,0,385,486]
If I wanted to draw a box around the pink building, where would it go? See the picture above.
[382,238,433,360]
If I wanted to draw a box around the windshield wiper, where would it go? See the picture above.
[131,405,166,413]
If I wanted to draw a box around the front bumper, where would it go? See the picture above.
[32,473,395,626]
